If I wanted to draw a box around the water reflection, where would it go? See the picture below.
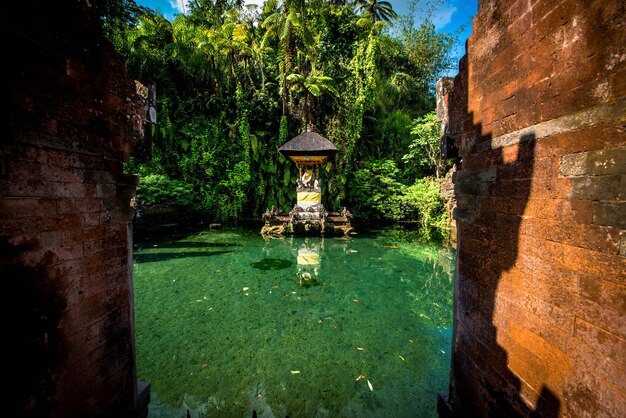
[295,239,322,287]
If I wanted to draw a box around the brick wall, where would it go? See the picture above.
[1,1,149,416]
[439,0,625,416]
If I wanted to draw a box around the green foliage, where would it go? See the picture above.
[399,177,447,240]
[403,111,450,179]
[349,159,405,222]
[107,0,456,236]
[137,174,195,207]
[350,159,447,238]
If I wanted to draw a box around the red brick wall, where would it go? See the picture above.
[1,1,148,416]
[440,0,625,416]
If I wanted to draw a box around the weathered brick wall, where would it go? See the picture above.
[439,0,625,416]
[1,1,149,416]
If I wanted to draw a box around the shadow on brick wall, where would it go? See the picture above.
[443,52,560,418]
[2,238,66,416]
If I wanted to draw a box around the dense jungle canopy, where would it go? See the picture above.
[104,0,458,238]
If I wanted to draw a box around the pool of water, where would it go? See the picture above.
[133,228,455,418]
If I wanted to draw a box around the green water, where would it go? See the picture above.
[133,228,454,418]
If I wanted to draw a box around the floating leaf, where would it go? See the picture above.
[367,380,373,391]
[290,370,301,374]
[399,355,405,361]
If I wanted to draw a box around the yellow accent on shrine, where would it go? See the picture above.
[297,253,320,265]
[297,192,321,204]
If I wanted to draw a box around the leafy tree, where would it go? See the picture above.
[400,177,447,240]
[349,159,405,222]
[403,111,450,179]
[137,174,195,207]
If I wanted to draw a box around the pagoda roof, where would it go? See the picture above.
[278,132,337,159]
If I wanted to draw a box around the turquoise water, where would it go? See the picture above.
[133,228,454,418]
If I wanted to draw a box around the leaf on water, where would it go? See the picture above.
[242,287,250,291]
[367,380,373,391]
[399,355,405,361]
[356,374,365,381]
[356,347,366,351]
[290,370,300,374]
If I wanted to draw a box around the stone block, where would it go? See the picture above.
[575,296,626,340]
[521,217,621,254]
[561,147,626,178]
[593,201,626,228]
[523,198,594,224]
[559,153,587,177]
[564,364,626,418]
[586,147,626,176]
[570,175,621,200]
[579,275,626,315]
[95,183,115,198]
[573,317,626,365]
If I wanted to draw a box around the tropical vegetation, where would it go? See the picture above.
[104,0,457,239]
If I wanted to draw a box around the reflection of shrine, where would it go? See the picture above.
[296,239,321,288]
[261,132,354,236]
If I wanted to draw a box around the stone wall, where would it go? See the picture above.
[1,1,149,416]
[439,0,625,416]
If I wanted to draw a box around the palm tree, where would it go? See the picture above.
[287,72,339,130]
[354,0,398,23]
[261,0,314,114]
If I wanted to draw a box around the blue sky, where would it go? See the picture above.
[135,0,477,61]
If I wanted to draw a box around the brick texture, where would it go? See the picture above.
[439,0,626,416]
[2,1,148,417]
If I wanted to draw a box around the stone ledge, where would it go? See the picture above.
[460,97,626,157]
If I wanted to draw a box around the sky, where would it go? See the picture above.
[135,0,477,62]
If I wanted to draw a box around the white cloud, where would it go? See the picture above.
[431,4,457,30]
[168,0,189,13]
